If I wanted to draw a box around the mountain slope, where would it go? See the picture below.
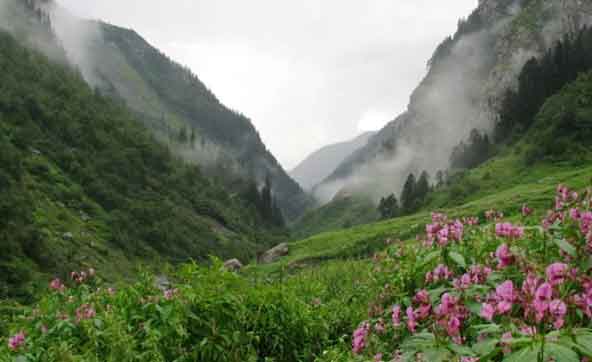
[263,70,592,275]
[316,0,592,202]
[290,132,375,191]
[0,25,284,300]
[13,0,310,220]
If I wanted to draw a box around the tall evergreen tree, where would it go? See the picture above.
[400,173,417,213]
[415,171,430,203]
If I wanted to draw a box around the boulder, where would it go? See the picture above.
[223,258,243,272]
[259,243,289,264]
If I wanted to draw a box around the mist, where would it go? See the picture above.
[316,0,592,206]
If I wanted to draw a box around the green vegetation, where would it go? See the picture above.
[293,196,379,240]
[97,23,310,221]
[0,30,284,301]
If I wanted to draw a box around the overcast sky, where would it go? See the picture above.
[56,0,478,170]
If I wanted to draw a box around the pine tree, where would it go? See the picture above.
[378,194,400,219]
[190,128,196,148]
[179,126,188,143]
[416,171,430,203]
[400,173,417,214]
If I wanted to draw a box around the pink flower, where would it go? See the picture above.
[480,303,495,321]
[495,223,524,239]
[447,316,461,336]
[495,244,513,269]
[520,326,537,336]
[406,306,417,333]
[164,288,178,300]
[546,263,569,286]
[8,331,26,351]
[534,283,553,322]
[374,353,384,362]
[391,305,401,327]
[352,322,370,354]
[570,208,581,220]
[461,358,479,362]
[49,278,65,292]
[522,204,533,216]
[414,290,430,305]
[549,299,567,329]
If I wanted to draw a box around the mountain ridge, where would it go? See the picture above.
[290,131,376,192]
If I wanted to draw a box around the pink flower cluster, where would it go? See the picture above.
[434,293,468,342]
[405,290,432,333]
[49,278,65,292]
[462,216,479,226]
[425,216,464,247]
[8,331,26,351]
[163,288,179,300]
[480,267,573,329]
[480,281,516,320]
[495,222,524,239]
[70,268,95,284]
[75,304,96,323]
[453,265,492,290]
[521,204,533,217]
[573,278,592,318]
[352,322,370,354]
[555,184,578,210]
[485,209,504,221]
[425,264,453,284]
[495,244,514,269]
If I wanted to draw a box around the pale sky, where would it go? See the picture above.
[56,0,478,170]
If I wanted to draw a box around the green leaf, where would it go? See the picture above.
[544,343,579,362]
[502,346,539,362]
[423,347,451,362]
[421,251,441,266]
[575,332,592,356]
[449,251,466,268]
[472,339,499,356]
[470,324,502,334]
[448,343,476,356]
[554,238,577,257]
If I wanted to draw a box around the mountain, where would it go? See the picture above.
[315,0,592,202]
[289,132,375,191]
[5,0,310,221]
[0,2,290,300]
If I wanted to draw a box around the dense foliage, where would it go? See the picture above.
[450,130,493,171]
[495,27,592,142]
[0,30,282,299]
[348,184,592,361]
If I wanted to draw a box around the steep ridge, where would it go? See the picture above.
[0,7,284,299]
[290,131,375,191]
[1,0,310,221]
[315,0,592,203]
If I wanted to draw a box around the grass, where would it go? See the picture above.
[250,157,592,277]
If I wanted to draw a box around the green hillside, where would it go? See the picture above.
[87,21,311,221]
[0,29,283,301]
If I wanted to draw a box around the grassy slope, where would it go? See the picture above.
[291,195,379,240]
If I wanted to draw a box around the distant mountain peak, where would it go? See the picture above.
[290,131,376,192]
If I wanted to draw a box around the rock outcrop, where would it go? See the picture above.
[258,243,289,264]
[223,259,243,272]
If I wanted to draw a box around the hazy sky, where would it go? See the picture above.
[56,0,478,169]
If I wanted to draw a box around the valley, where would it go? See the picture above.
[1,0,592,361]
